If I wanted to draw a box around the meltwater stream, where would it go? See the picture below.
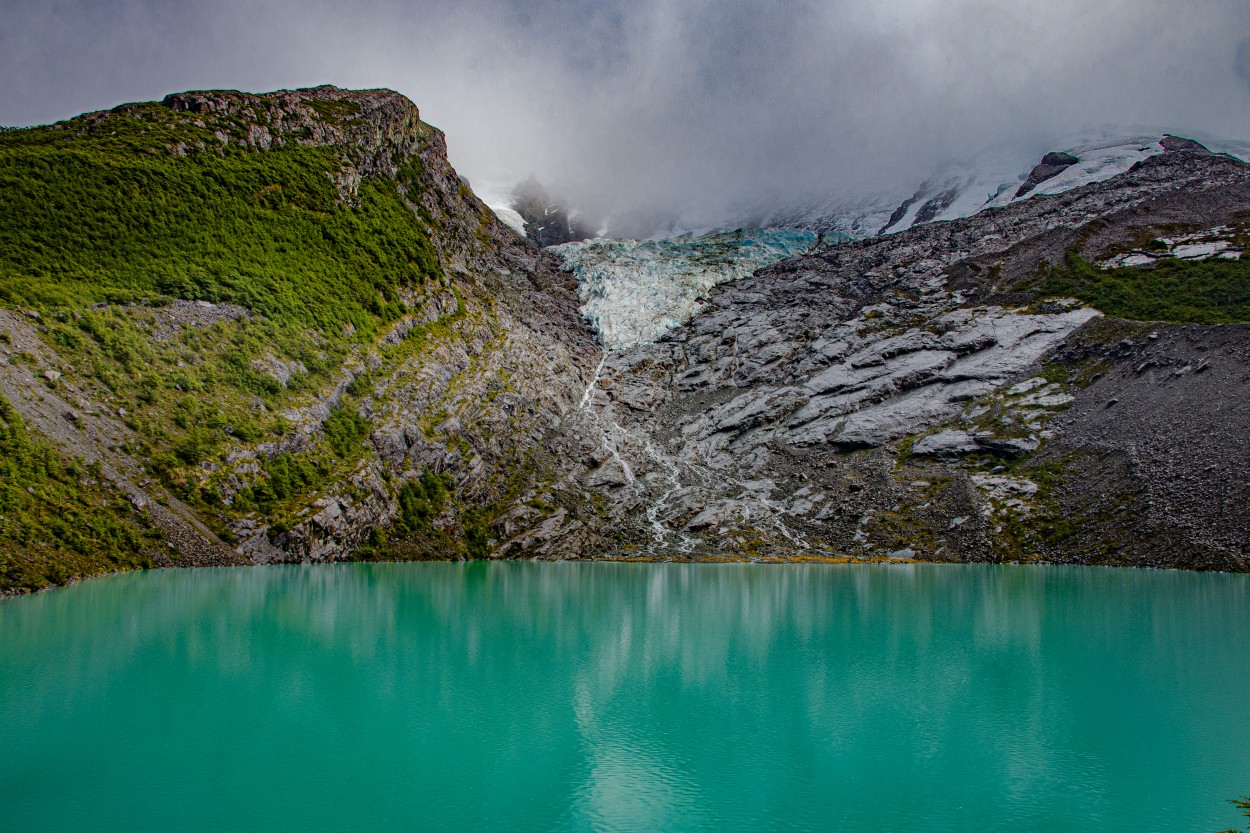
[2,563,1248,833]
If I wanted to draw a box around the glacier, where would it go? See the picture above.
[525,131,1250,353]
[553,228,843,350]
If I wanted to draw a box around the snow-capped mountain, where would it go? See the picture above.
[484,130,1250,246]
[504,130,1250,354]
[780,131,1250,238]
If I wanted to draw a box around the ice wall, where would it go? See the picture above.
[554,229,839,350]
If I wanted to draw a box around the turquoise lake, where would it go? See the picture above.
[1,563,1248,832]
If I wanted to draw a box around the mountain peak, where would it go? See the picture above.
[57,85,427,164]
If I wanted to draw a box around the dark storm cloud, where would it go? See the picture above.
[3,0,1249,229]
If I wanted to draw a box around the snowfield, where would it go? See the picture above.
[791,132,1250,237]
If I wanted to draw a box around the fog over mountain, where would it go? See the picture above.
[4,0,1249,230]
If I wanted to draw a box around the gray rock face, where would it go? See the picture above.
[157,86,431,198]
[776,307,1097,450]
[1160,134,1215,156]
[511,176,596,247]
[912,430,1039,459]
[571,147,1250,569]
[1015,151,1080,198]
[912,430,980,457]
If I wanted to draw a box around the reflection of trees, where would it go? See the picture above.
[1218,797,1250,833]
[2,564,1248,831]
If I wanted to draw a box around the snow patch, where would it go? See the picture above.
[1102,226,1245,268]
[488,204,527,235]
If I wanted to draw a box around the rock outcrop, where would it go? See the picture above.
[1014,151,1080,198]
[511,176,597,247]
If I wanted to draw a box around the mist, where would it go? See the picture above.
[3,0,1249,231]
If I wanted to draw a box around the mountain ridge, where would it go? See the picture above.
[2,86,1249,593]
[0,85,608,592]
[577,147,1250,570]
[496,131,1250,245]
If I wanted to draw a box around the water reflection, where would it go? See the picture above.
[1,564,1248,833]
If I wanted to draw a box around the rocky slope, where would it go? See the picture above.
[575,143,1250,570]
[509,176,597,247]
[0,86,610,592]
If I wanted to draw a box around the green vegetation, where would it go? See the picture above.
[306,97,361,122]
[992,458,1077,558]
[230,453,328,516]
[42,306,302,476]
[1041,251,1250,324]
[0,99,459,537]
[0,95,534,579]
[0,112,441,328]
[1217,797,1250,833]
[394,469,452,536]
[323,405,369,458]
[349,468,491,562]
[0,397,156,592]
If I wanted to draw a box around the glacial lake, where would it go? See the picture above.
[1,563,1248,833]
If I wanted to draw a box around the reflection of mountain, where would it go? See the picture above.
[3,564,1248,831]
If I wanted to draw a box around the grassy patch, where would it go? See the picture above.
[0,397,156,592]
[44,307,299,476]
[307,97,362,122]
[229,452,329,516]
[323,405,369,458]
[0,121,441,329]
[1040,251,1250,324]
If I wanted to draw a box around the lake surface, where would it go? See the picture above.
[1,563,1248,832]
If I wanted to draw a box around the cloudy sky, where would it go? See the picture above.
[3,0,1249,226]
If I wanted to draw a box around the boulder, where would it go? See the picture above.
[912,430,981,457]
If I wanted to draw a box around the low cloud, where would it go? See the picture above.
[3,0,1249,231]
[1239,37,1250,90]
